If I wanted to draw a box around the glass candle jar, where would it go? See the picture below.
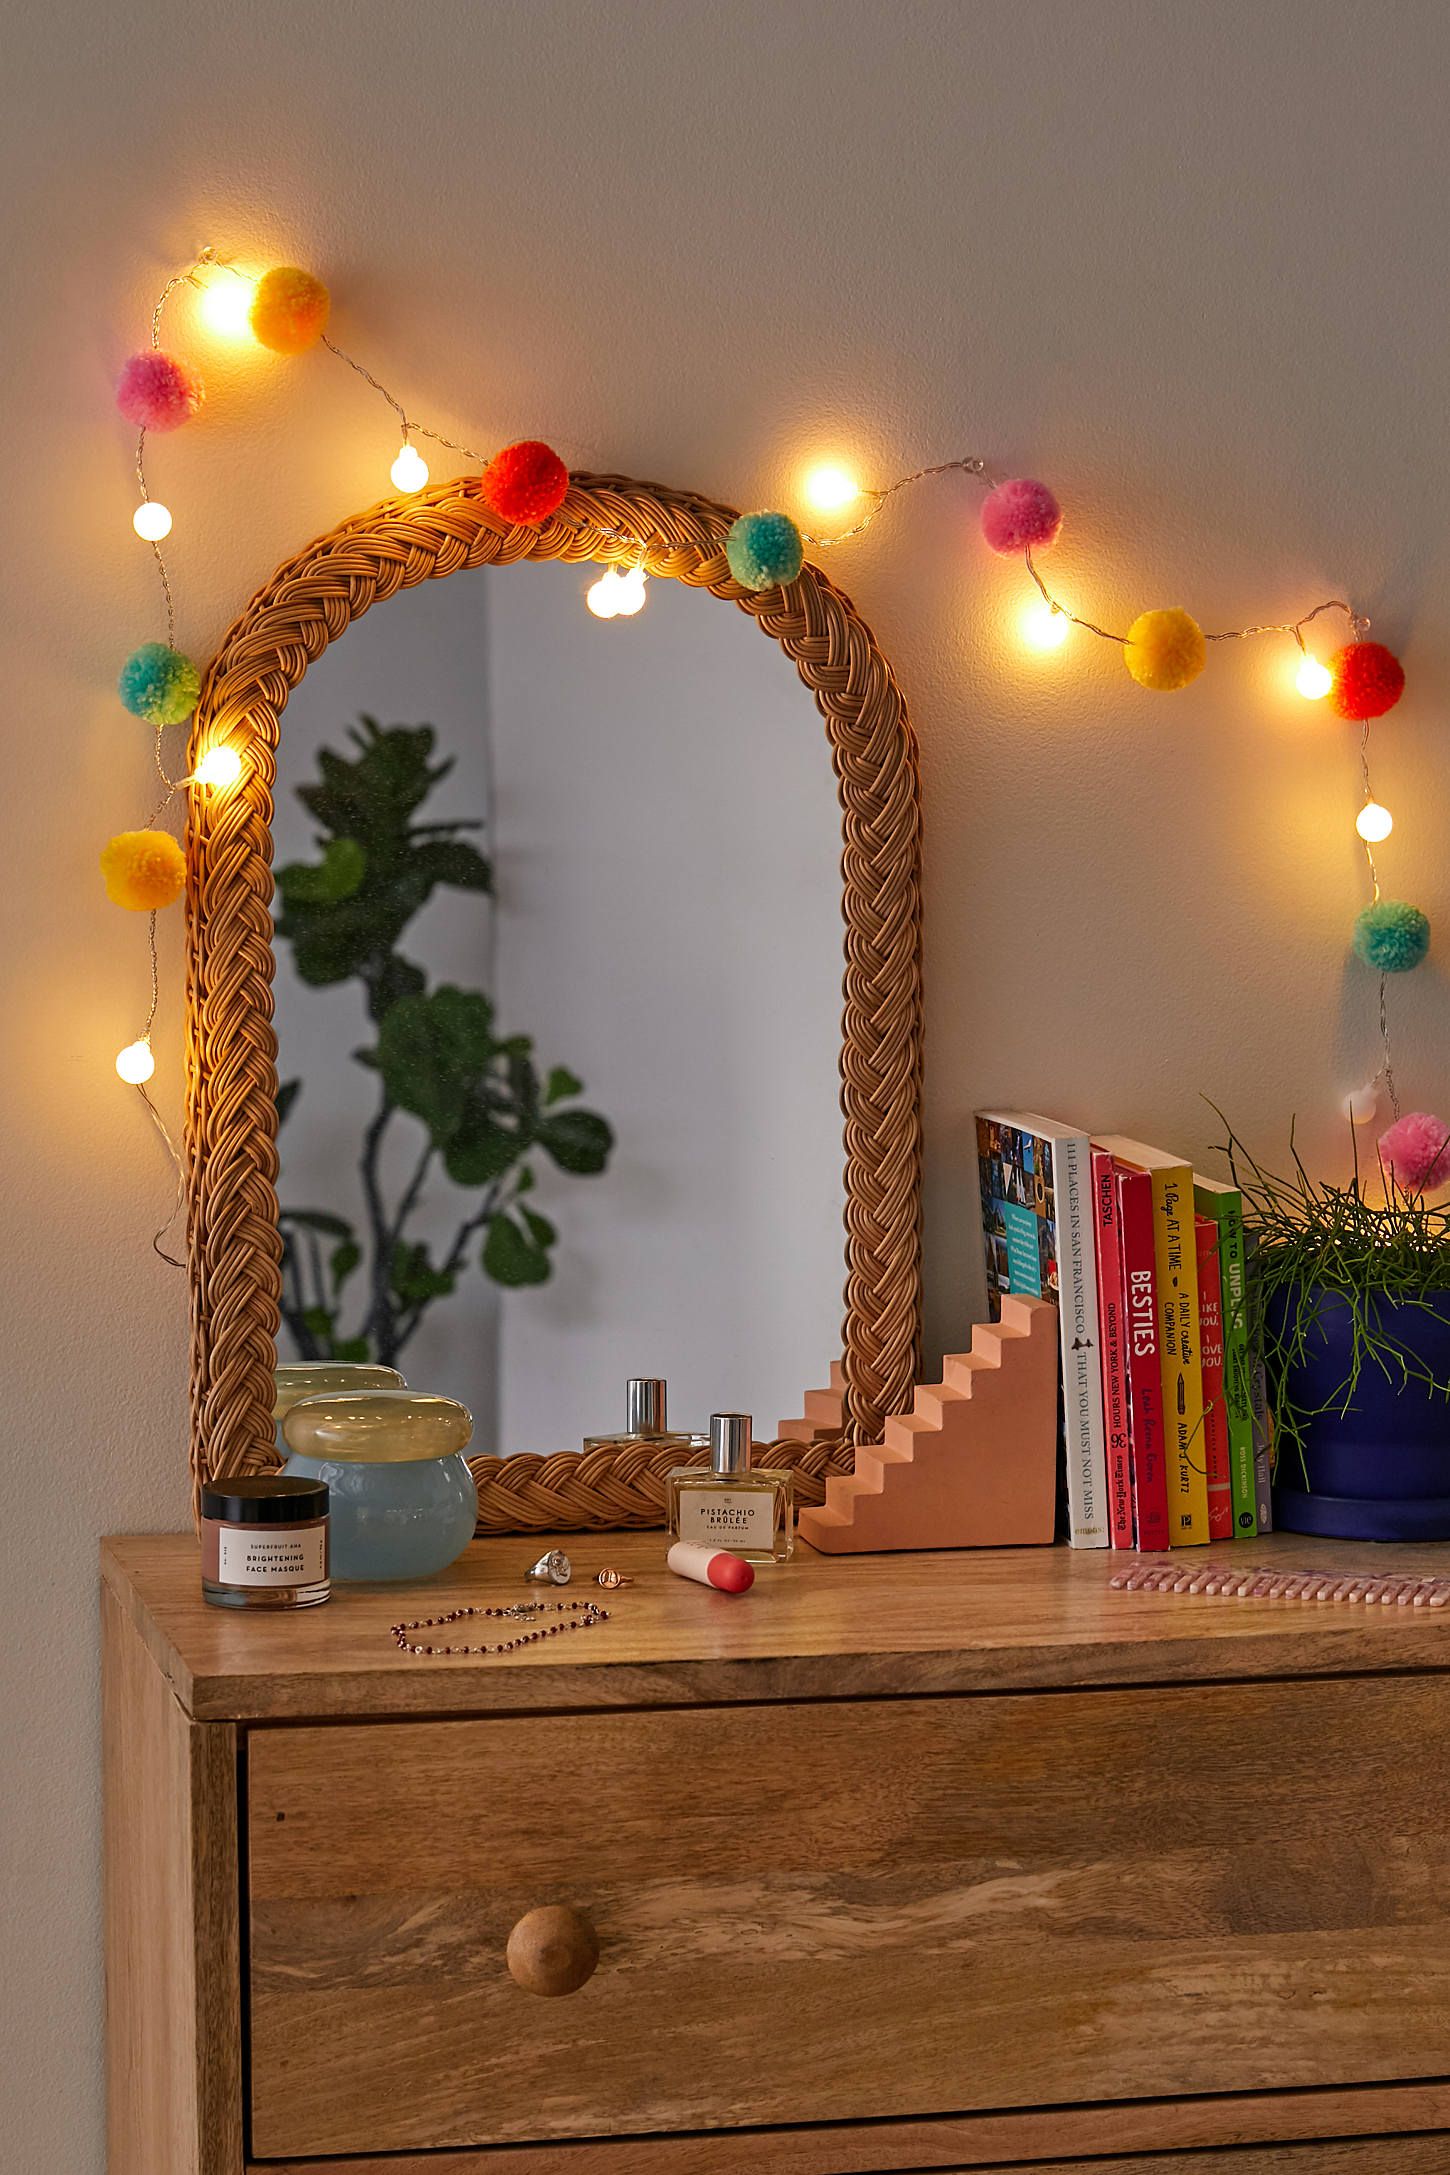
[273,1361,405,1456]
[281,1390,477,1582]
[200,1476,330,1610]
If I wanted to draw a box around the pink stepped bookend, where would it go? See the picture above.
[796,1296,1059,1553]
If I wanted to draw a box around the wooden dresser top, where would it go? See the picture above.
[101,1529,1450,1723]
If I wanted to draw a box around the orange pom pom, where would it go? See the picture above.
[479,441,569,526]
[1331,640,1404,722]
[100,829,185,911]
[249,266,331,355]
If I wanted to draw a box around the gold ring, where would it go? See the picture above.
[595,1568,634,1589]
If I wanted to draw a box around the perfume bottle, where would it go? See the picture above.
[667,1413,794,1564]
[583,1377,705,1457]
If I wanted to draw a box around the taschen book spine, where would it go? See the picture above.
[1093,1148,1134,1548]
[1054,1132,1109,1548]
[1196,1181,1257,1537]
[1116,1165,1171,1551]
[1194,1217,1234,1542]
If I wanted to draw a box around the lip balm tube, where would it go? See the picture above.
[666,1541,755,1593]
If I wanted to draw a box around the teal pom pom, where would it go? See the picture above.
[1354,898,1430,973]
[725,510,804,591]
[118,642,201,726]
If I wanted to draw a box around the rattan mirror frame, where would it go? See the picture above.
[185,471,923,1525]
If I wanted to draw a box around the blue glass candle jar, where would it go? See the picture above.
[274,1362,405,1457]
[281,1390,477,1582]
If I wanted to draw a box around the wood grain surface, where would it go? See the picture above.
[102,1583,242,2175]
[252,2127,1450,2175]
[102,1529,1450,1723]
[248,1674,1450,2156]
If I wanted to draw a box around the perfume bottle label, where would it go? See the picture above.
[216,1525,327,1587]
[676,1488,775,1550]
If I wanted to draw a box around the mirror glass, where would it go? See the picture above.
[271,559,844,1456]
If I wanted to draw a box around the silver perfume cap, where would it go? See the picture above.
[710,1412,753,1476]
[627,1378,668,1435]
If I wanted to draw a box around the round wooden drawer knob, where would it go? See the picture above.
[506,1905,600,1996]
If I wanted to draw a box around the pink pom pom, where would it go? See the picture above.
[1379,1111,1450,1195]
[980,476,1062,555]
[116,350,205,432]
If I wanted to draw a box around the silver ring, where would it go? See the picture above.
[524,1549,572,1586]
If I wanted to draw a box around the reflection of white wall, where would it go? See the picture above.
[273,561,844,1454]
[271,570,503,1430]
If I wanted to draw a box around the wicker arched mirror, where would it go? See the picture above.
[185,472,923,1529]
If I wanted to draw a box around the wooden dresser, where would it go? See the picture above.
[102,1530,1450,2175]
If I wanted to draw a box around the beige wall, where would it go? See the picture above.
[4,2,1449,2163]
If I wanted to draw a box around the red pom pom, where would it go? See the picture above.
[1331,640,1404,721]
[479,440,569,526]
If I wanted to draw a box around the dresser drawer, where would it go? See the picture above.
[247,1677,1450,2157]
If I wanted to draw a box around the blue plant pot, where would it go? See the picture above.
[282,1449,478,1581]
[1268,1285,1450,1539]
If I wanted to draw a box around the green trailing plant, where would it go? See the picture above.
[1214,1108,1450,1478]
[274,715,613,1366]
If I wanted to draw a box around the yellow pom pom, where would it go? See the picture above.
[100,829,185,911]
[249,266,330,355]
[1123,607,1206,692]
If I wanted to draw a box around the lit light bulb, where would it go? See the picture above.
[803,463,860,514]
[586,566,648,619]
[1356,799,1393,843]
[199,274,256,339]
[115,1038,156,1085]
[613,566,647,617]
[1296,654,1333,700]
[1342,1081,1380,1125]
[390,442,429,492]
[1021,599,1069,651]
[193,745,243,789]
[132,500,173,542]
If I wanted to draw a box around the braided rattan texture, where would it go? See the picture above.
[186,473,923,1527]
[467,1433,850,1536]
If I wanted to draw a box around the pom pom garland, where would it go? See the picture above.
[1331,640,1404,721]
[1378,1111,1450,1195]
[249,266,331,354]
[100,828,185,911]
[115,350,204,432]
[1353,898,1430,974]
[98,243,1441,1140]
[725,510,805,591]
[479,440,570,526]
[117,642,201,726]
[980,477,1062,556]
[1123,607,1206,692]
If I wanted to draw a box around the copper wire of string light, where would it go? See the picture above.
[800,456,990,547]
[320,334,491,466]
[112,249,1421,1254]
[112,252,232,1260]
[812,454,1409,1133]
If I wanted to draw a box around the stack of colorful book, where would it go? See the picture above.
[975,1112,1273,1550]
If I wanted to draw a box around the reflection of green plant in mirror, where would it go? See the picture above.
[274,715,613,1366]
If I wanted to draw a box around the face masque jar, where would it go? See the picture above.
[200,1476,331,1610]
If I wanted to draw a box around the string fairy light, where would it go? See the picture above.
[107,240,1437,1256]
[797,448,1420,1145]
[586,563,648,619]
